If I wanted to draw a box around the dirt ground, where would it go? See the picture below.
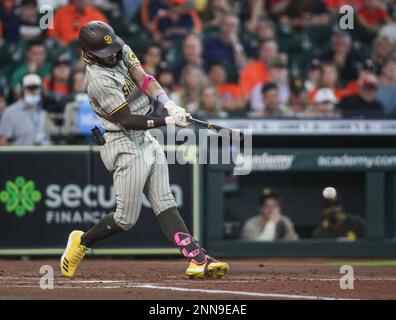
[0,258,395,300]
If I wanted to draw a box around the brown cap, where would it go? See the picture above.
[79,20,123,59]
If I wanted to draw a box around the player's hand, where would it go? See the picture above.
[165,113,191,128]
[165,101,186,116]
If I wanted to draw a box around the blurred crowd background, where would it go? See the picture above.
[1,0,396,145]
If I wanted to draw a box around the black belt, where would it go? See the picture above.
[105,130,123,133]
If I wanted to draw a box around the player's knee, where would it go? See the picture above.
[113,213,136,231]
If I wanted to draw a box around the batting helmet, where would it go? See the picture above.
[79,20,123,62]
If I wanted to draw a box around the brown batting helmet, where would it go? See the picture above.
[79,20,123,60]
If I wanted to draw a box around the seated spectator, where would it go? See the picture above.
[304,59,322,92]
[170,63,207,114]
[249,82,294,117]
[357,0,391,40]
[141,43,163,76]
[10,39,51,91]
[18,0,46,41]
[140,0,168,31]
[344,59,377,96]
[43,54,72,95]
[157,66,176,96]
[377,59,396,115]
[61,69,100,143]
[207,62,246,112]
[320,31,362,84]
[0,0,19,44]
[288,77,308,115]
[371,35,396,70]
[308,63,350,102]
[48,0,108,45]
[239,39,278,96]
[242,18,277,58]
[312,187,366,240]
[241,188,298,241]
[238,0,265,35]
[337,74,384,118]
[250,55,290,112]
[151,0,203,48]
[196,84,228,118]
[203,13,247,80]
[0,73,51,145]
[305,88,340,118]
[172,32,203,81]
[202,0,234,29]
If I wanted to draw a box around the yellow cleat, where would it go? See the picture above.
[60,230,88,278]
[186,258,229,279]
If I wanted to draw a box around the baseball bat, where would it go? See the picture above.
[188,116,244,141]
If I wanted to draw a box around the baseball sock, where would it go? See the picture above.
[80,213,123,248]
[158,207,208,264]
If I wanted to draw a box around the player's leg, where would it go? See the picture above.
[61,146,150,277]
[144,142,229,279]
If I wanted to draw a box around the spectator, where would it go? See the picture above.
[324,0,363,13]
[202,0,234,29]
[0,0,20,44]
[239,0,265,34]
[320,31,362,84]
[304,59,322,92]
[170,63,207,114]
[308,63,349,102]
[242,18,277,58]
[377,59,396,115]
[250,55,290,112]
[203,13,247,79]
[48,0,108,45]
[0,73,51,145]
[241,188,298,241]
[288,77,308,115]
[249,82,294,117]
[141,43,163,76]
[151,0,203,48]
[172,32,203,81]
[357,0,391,40]
[312,187,366,240]
[344,59,377,96]
[10,40,51,90]
[371,35,396,70]
[140,0,168,31]
[207,62,246,112]
[337,73,384,118]
[61,69,99,142]
[306,88,340,118]
[196,84,228,118]
[157,66,176,96]
[43,54,72,95]
[18,0,46,41]
[239,39,278,96]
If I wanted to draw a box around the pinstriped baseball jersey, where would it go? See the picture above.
[85,42,176,230]
[86,44,153,132]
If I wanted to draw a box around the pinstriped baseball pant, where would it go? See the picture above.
[100,131,177,230]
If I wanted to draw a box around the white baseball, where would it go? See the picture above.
[322,187,337,199]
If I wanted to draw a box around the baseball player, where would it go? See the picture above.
[60,21,229,279]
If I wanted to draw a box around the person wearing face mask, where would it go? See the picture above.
[0,73,51,146]
[312,188,366,240]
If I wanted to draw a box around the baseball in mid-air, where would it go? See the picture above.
[322,187,337,199]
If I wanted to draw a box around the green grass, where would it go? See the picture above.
[330,260,396,267]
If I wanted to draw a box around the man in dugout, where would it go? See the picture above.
[312,188,366,240]
[241,188,299,241]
